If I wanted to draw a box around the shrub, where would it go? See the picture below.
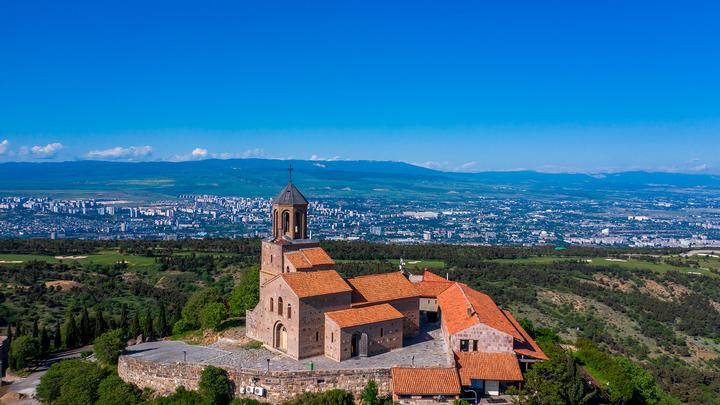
[228,267,260,317]
[36,359,109,405]
[94,329,127,365]
[97,374,141,405]
[9,335,39,370]
[172,319,193,335]
[182,288,222,328]
[199,365,233,405]
[201,303,228,330]
[153,386,210,405]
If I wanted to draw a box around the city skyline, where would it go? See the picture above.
[2,1,720,173]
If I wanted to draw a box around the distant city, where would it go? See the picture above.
[2,193,720,247]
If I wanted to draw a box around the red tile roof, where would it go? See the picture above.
[285,247,335,270]
[414,271,454,298]
[502,310,549,360]
[423,270,450,283]
[391,368,461,396]
[326,303,404,328]
[437,283,522,339]
[347,272,419,304]
[281,270,352,298]
[455,352,524,383]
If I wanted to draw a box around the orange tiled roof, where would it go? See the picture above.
[455,351,524,383]
[326,303,404,328]
[285,247,335,269]
[423,270,451,283]
[347,272,419,304]
[281,270,352,298]
[437,283,522,339]
[502,310,549,361]
[391,367,461,396]
[415,281,454,298]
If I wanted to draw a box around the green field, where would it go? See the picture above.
[0,250,157,267]
[492,255,717,277]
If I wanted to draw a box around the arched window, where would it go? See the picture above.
[331,332,334,343]
[295,211,302,234]
[380,327,384,337]
[287,303,292,319]
[273,210,278,237]
[277,297,283,316]
[270,297,274,312]
[282,211,290,234]
[315,331,319,342]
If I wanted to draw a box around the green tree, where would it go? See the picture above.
[95,308,107,338]
[53,322,62,350]
[32,318,39,338]
[157,302,168,337]
[201,303,228,330]
[79,305,91,344]
[9,335,39,370]
[96,374,141,405]
[118,304,129,337]
[143,308,155,339]
[228,267,260,317]
[40,327,50,355]
[152,386,210,405]
[63,311,79,348]
[94,329,126,365]
[199,365,232,405]
[361,379,379,405]
[130,311,140,338]
[182,288,222,328]
[36,359,109,405]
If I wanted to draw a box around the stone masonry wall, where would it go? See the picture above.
[118,356,391,404]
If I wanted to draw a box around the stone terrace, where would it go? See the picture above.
[124,322,449,372]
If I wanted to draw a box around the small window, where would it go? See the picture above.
[287,304,292,319]
[460,339,469,352]
[473,340,478,351]
[278,297,283,316]
[270,255,273,263]
[380,328,384,337]
[316,331,319,342]
[331,333,334,343]
[270,298,274,312]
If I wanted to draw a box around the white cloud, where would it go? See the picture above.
[455,161,479,172]
[0,139,9,155]
[29,142,63,159]
[191,148,209,158]
[309,154,341,161]
[175,147,266,161]
[414,161,450,171]
[85,145,153,160]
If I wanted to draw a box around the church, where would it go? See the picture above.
[246,178,547,396]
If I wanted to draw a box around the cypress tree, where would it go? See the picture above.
[40,327,50,355]
[53,323,61,350]
[143,308,154,339]
[119,304,128,337]
[32,319,39,338]
[79,306,91,344]
[130,312,140,338]
[94,309,106,339]
[62,312,79,348]
[157,302,168,337]
[15,322,23,337]
[7,323,13,347]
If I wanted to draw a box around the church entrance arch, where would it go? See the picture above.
[274,322,288,352]
[351,332,369,357]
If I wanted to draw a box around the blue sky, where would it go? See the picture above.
[1,1,719,173]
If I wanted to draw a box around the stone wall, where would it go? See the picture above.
[118,356,391,404]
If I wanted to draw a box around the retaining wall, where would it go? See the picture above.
[118,355,391,403]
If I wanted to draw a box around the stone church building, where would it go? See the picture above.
[246,179,547,396]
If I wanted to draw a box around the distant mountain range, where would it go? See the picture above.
[1,159,719,201]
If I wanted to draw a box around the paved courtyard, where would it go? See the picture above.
[124,322,450,371]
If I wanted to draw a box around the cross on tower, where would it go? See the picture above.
[288,164,293,183]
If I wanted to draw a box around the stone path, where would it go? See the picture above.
[124,323,450,372]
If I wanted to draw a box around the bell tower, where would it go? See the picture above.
[271,165,308,240]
